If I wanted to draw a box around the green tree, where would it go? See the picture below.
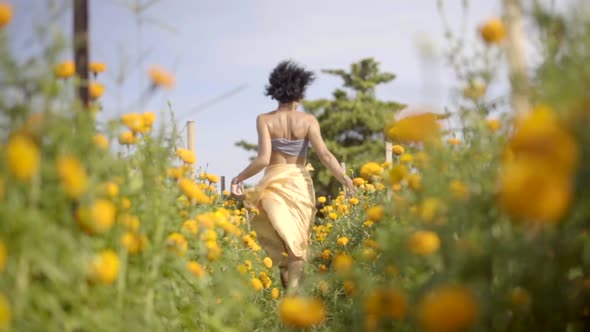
[235,58,404,196]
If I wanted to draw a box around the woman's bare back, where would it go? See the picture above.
[260,110,313,166]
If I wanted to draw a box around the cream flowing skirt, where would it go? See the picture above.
[244,164,317,266]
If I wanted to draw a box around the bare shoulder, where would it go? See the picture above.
[302,112,319,125]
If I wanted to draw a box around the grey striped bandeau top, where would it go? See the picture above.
[271,138,309,157]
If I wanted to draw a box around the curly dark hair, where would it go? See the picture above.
[264,60,315,103]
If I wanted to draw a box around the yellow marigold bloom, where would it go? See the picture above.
[328,212,338,220]
[57,155,88,200]
[0,3,12,27]
[363,248,377,261]
[333,253,353,273]
[271,287,280,299]
[178,178,210,204]
[337,236,349,246]
[99,182,119,199]
[54,61,75,79]
[201,229,217,242]
[166,232,188,256]
[120,232,147,255]
[187,261,206,278]
[250,277,264,291]
[417,284,478,332]
[0,292,9,329]
[76,199,116,234]
[320,249,332,261]
[447,137,461,145]
[317,196,327,204]
[449,180,470,201]
[366,205,384,222]
[203,173,219,183]
[360,162,384,180]
[388,164,408,184]
[486,118,500,132]
[479,17,506,44]
[263,256,273,269]
[399,153,413,164]
[319,264,328,273]
[89,82,105,100]
[386,112,441,143]
[392,144,405,155]
[120,197,132,210]
[93,133,109,150]
[90,62,106,75]
[119,213,140,231]
[120,113,145,133]
[0,240,5,272]
[6,134,40,181]
[463,79,486,100]
[364,287,408,320]
[176,148,196,164]
[408,231,440,256]
[118,131,137,145]
[259,271,272,289]
[182,219,199,235]
[375,183,385,191]
[88,249,120,284]
[206,241,222,261]
[349,197,359,205]
[279,296,326,328]
[407,173,422,191]
[143,111,157,126]
[363,220,374,227]
[352,177,365,186]
[499,160,572,224]
[148,66,175,89]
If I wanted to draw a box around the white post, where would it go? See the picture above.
[385,141,392,164]
[503,0,530,117]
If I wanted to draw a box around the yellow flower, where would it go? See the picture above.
[54,61,75,79]
[120,232,147,255]
[479,17,506,44]
[176,148,196,164]
[89,82,105,100]
[120,197,132,210]
[352,177,366,186]
[143,111,157,126]
[360,162,384,180]
[319,249,332,261]
[166,232,188,256]
[182,219,199,235]
[337,236,349,246]
[317,196,327,204]
[259,271,272,289]
[366,205,384,222]
[486,118,500,132]
[263,256,273,269]
[148,66,175,89]
[399,153,414,164]
[76,199,116,234]
[328,212,338,220]
[99,182,119,199]
[0,293,10,329]
[187,261,206,278]
[90,62,106,75]
[0,240,5,272]
[386,112,441,143]
[447,137,461,146]
[349,197,359,205]
[388,164,408,184]
[118,131,138,145]
[417,284,478,332]
[87,249,120,284]
[419,197,446,223]
[178,178,210,204]
[392,144,405,155]
[333,253,353,273]
[250,277,264,291]
[364,287,408,320]
[120,113,145,133]
[271,287,280,299]
[119,213,140,231]
[279,296,326,328]
[363,220,374,227]
[57,155,88,200]
[407,173,422,191]
[408,231,440,256]
[93,134,109,150]
[449,180,469,201]
[205,173,220,183]
[6,134,40,181]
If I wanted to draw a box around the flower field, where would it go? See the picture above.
[2,1,590,332]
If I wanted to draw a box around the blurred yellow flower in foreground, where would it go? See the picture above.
[250,277,264,291]
[6,134,40,181]
[54,61,75,79]
[99,181,119,199]
[360,162,384,180]
[479,17,506,44]
[90,62,106,75]
[0,3,12,27]
[93,134,109,150]
[176,148,196,164]
[263,256,273,269]
[364,287,408,320]
[182,219,199,235]
[449,180,470,201]
[76,199,116,234]
[279,296,326,328]
[366,205,384,222]
[119,131,137,145]
[88,249,120,284]
[392,144,405,155]
[143,111,157,127]
[119,214,140,231]
[120,232,147,255]
[179,178,210,204]
[486,118,501,132]
[337,236,349,246]
[148,66,175,89]
[0,293,9,329]
[386,112,441,143]
[166,232,188,256]
[57,155,88,200]
[333,253,353,273]
[408,231,440,256]
[121,113,145,133]
[271,287,280,299]
[89,82,105,100]
[352,177,366,186]
[187,261,206,278]
[417,284,478,332]
[206,173,220,183]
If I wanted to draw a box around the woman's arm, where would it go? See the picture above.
[232,115,271,184]
[307,116,355,193]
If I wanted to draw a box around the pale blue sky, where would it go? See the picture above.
[9,0,513,186]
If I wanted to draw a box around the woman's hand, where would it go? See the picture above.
[342,176,357,198]
[231,177,245,201]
